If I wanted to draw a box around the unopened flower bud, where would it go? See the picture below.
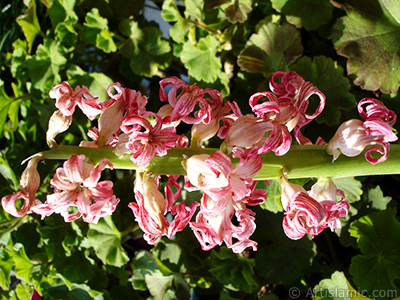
[20,156,41,204]
[46,110,72,148]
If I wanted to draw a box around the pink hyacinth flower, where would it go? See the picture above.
[190,192,258,253]
[280,176,348,240]
[49,82,103,120]
[159,76,213,124]
[33,155,119,223]
[117,113,187,168]
[129,172,198,244]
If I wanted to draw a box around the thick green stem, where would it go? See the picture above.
[37,144,400,180]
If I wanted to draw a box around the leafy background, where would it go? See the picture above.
[1,0,400,299]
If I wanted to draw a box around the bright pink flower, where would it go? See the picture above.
[185,151,264,252]
[159,76,213,124]
[49,82,103,120]
[33,155,119,223]
[129,172,198,244]
[280,176,348,240]
[190,192,258,253]
[327,99,397,164]
[117,113,187,168]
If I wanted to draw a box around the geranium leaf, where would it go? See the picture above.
[181,35,222,83]
[333,1,400,93]
[129,27,171,77]
[313,271,370,300]
[349,209,400,296]
[331,177,362,203]
[225,0,252,24]
[237,22,303,78]
[16,0,42,53]
[87,216,129,267]
[0,82,12,138]
[210,247,258,293]
[365,186,392,211]
[291,56,356,126]
[259,179,283,213]
[271,0,334,31]
[253,209,316,285]
[26,39,67,92]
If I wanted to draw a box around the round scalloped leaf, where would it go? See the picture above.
[181,35,222,83]
[291,56,356,126]
[313,271,370,300]
[333,1,400,93]
[237,22,303,78]
[271,0,334,31]
[349,209,400,295]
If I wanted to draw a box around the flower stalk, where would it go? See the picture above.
[36,144,400,180]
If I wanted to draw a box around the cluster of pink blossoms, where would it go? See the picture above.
[1,72,397,253]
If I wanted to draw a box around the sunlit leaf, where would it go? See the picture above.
[16,0,42,53]
[0,81,13,138]
[313,271,370,300]
[259,179,283,213]
[290,56,356,126]
[238,22,303,78]
[349,209,400,296]
[181,35,221,83]
[26,39,67,92]
[271,0,334,30]
[333,0,400,93]
[87,216,129,267]
[332,177,362,203]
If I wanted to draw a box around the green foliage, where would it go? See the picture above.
[333,0,400,93]
[349,209,400,298]
[1,0,400,299]
[238,22,303,78]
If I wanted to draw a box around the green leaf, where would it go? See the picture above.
[332,177,363,203]
[271,0,334,30]
[259,179,283,213]
[129,27,171,77]
[26,39,67,92]
[16,0,42,53]
[210,247,258,293]
[225,0,252,24]
[118,19,142,57]
[83,8,116,53]
[10,244,34,283]
[349,209,400,297]
[162,0,181,22]
[55,21,78,47]
[87,216,129,267]
[184,0,204,21]
[313,271,370,300]
[130,250,188,300]
[333,1,400,93]
[0,81,12,138]
[0,248,14,290]
[253,209,316,285]
[48,0,78,26]
[181,35,222,83]
[365,186,392,211]
[290,56,356,126]
[237,22,303,78]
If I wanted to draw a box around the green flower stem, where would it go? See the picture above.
[38,144,400,180]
